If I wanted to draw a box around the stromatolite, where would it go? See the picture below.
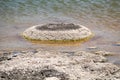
[22,23,92,41]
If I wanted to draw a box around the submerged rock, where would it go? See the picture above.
[22,23,92,41]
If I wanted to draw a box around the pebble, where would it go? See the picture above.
[0,56,12,61]
[61,51,75,56]
[114,60,120,65]
[12,52,22,57]
[95,51,113,56]
[0,52,12,61]
[3,52,10,56]
[114,42,120,46]
[7,57,12,60]
[87,46,98,49]
[21,50,28,53]
[31,50,38,53]
[45,77,60,80]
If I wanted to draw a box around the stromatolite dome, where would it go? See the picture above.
[23,23,92,41]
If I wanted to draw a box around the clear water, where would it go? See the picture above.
[0,0,120,66]
[0,0,120,25]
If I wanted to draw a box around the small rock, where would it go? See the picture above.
[114,42,120,46]
[61,51,75,56]
[3,52,10,56]
[12,52,21,57]
[0,56,12,61]
[0,57,7,61]
[45,77,60,80]
[0,52,13,61]
[31,50,38,53]
[7,57,12,60]
[12,55,17,57]
[95,51,113,56]
[21,50,28,53]
[87,46,98,49]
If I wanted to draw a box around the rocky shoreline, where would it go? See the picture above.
[0,49,120,80]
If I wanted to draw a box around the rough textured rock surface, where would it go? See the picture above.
[23,23,92,40]
[0,50,120,80]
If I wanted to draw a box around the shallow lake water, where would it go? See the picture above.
[0,0,120,66]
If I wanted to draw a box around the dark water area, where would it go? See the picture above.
[0,0,120,66]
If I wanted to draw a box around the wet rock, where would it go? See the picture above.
[114,42,120,46]
[94,51,113,56]
[39,66,69,80]
[21,50,28,53]
[61,51,75,57]
[45,77,60,80]
[2,52,10,56]
[0,66,69,80]
[0,50,120,80]
[87,46,98,50]
[74,51,107,62]
[0,52,12,61]
[0,56,8,61]
[23,23,92,41]
[12,52,22,57]
[30,50,38,54]
[7,57,12,60]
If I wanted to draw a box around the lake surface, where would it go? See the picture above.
[0,0,120,66]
